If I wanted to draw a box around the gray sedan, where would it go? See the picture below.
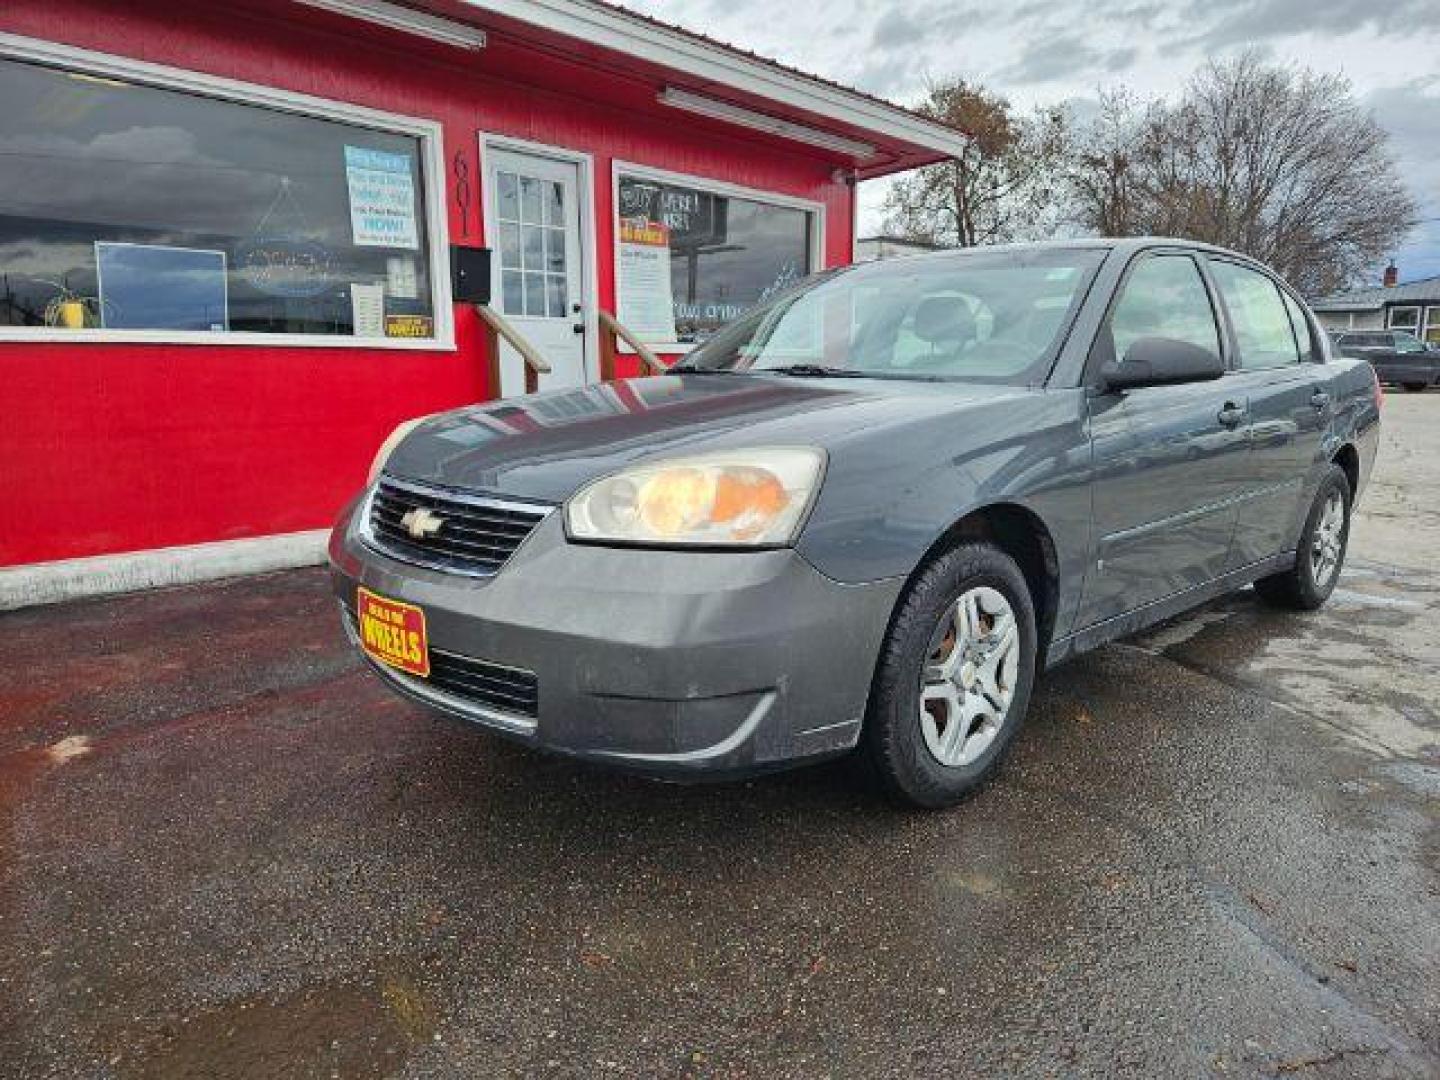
[329,239,1380,808]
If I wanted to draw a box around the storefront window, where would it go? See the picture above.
[615,170,814,345]
[0,56,440,341]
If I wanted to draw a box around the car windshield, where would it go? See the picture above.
[1394,331,1427,353]
[675,248,1106,384]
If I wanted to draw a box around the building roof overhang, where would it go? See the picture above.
[292,0,967,178]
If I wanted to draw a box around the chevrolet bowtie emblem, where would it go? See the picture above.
[400,508,445,540]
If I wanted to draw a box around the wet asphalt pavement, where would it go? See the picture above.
[3,398,1438,1079]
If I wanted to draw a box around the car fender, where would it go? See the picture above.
[796,388,1094,645]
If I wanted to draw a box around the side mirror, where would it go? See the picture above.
[1101,336,1225,391]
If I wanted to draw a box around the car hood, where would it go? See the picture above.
[383,374,1024,504]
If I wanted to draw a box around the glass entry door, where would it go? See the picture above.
[486,146,588,395]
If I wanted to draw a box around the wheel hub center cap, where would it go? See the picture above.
[959,660,978,689]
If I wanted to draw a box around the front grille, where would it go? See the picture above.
[363,477,551,577]
[428,649,539,718]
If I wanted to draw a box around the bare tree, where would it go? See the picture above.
[1069,53,1416,295]
[884,79,1069,248]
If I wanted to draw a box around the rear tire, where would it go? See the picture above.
[1402,382,1428,392]
[862,542,1037,809]
[1254,464,1351,611]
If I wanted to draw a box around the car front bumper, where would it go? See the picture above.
[328,492,903,778]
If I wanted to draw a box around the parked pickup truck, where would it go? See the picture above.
[332,239,1381,808]
[1330,329,1440,392]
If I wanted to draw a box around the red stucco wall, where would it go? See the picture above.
[0,0,856,565]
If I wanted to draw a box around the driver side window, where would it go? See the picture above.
[1109,255,1222,364]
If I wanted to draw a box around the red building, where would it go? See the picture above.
[0,0,963,605]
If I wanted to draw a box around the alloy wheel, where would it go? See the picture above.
[918,586,1019,767]
[1310,490,1345,589]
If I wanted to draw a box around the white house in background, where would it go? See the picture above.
[1310,264,1440,345]
[855,234,948,261]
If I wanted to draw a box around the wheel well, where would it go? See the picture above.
[1333,443,1359,496]
[922,504,1060,661]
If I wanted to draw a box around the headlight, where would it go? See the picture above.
[566,447,825,547]
[367,415,431,484]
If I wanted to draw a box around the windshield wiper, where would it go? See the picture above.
[763,364,868,378]
[667,363,741,375]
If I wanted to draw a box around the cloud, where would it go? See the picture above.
[1174,0,1440,51]
[871,9,925,49]
[995,35,1142,86]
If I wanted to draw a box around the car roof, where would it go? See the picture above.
[883,237,1270,267]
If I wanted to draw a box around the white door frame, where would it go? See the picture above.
[479,132,600,386]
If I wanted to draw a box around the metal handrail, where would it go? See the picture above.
[598,309,666,375]
[476,304,551,394]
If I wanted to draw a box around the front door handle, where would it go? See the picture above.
[1217,402,1247,428]
[1310,390,1331,411]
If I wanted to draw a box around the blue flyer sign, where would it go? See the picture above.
[344,146,419,249]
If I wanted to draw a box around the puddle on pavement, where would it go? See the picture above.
[1135,566,1440,761]
[108,976,435,1080]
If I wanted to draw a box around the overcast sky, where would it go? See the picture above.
[625,0,1440,287]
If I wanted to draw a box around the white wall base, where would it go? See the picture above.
[0,530,329,611]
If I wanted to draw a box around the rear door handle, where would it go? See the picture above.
[1217,402,1247,428]
[1310,390,1331,410]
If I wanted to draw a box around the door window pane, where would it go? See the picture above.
[546,274,568,318]
[1109,255,1221,362]
[1210,262,1301,369]
[523,272,545,317]
[519,177,542,225]
[498,222,522,269]
[501,269,523,314]
[522,227,543,273]
[545,182,565,227]
[0,56,436,338]
[1281,291,1316,362]
[546,229,567,274]
[616,173,812,344]
[496,172,519,223]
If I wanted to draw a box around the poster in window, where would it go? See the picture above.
[617,218,678,343]
[344,146,420,249]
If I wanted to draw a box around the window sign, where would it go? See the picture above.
[615,172,814,345]
[616,218,678,342]
[0,55,440,341]
[344,147,420,249]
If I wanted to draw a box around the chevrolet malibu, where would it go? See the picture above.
[330,239,1380,808]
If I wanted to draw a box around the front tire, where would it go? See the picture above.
[1254,464,1351,611]
[863,542,1037,809]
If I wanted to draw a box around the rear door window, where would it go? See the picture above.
[1209,261,1301,370]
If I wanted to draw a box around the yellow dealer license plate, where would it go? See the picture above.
[356,587,430,678]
